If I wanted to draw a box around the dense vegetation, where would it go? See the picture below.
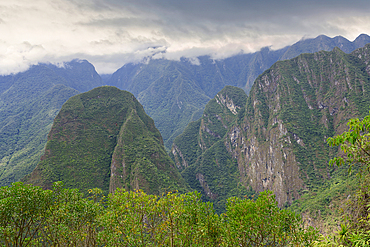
[23,86,188,195]
[245,45,370,225]
[319,111,370,245]
[171,86,250,212]
[3,112,370,246]
[2,35,370,246]
[0,60,103,187]
[0,182,318,246]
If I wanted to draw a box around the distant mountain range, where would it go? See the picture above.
[1,34,370,187]
[106,34,370,149]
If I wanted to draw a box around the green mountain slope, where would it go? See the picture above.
[171,86,251,211]
[173,44,370,213]
[23,86,188,195]
[2,34,370,190]
[0,61,103,186]
[108,34,370,150]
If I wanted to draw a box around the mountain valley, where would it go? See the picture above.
[1,34,370,223]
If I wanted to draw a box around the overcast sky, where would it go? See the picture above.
[0,0,370,75]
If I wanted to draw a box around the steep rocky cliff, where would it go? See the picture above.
[173,44,370,210]
[171,86,252,211]
[108,34,370,150]
[236,45,370,205]
[24,86,188,194]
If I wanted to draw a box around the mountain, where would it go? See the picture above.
[170,86,254,211]
[23,86,188,195]
[107,34,370,150]
[280,34,370,60]
[172,44,370,213]
[2,34,369,187]
[44,59,103,92]
[0,60,103,186]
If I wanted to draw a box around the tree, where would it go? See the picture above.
[0,182,52,246]
[222,190,318,246]
[327,112,370,174]
[324,111,370,246]
[97,189,221,246]
[0,182,102,246]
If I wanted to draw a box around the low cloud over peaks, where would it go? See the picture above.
[0,0,370,75]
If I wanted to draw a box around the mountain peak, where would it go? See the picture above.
[23,86,188,194]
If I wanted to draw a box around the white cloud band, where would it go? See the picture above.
[0,0,369,75]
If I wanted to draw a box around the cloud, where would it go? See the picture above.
[0,0,370,75]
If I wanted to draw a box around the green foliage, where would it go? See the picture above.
[0,182,102,246]
[0,61,102,187]
[174,86,251,212]
[99,189,220,246]
[290,170,358,233]
[172,119,202,171]
[0,182,52,246]
[39,183,103,246]
[23,86,187,195]
[183,140,253,213]
[223,191,319,246]
[327,112,370,173]
[312,110,370,245]
[115,107,188,194]
[218,86,247,108]
[0,182,318,246]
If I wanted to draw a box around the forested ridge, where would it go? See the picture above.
[0,60,102,187]
[107,34,370,150]
[172,44,370,230]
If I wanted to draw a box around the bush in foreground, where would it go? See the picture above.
[0,182,318,246]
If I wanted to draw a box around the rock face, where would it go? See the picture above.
[172,44,370,209]
[171,86,251,211]
[24,86,188,194]
[237,45,370,205]
[107,34,370,150]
